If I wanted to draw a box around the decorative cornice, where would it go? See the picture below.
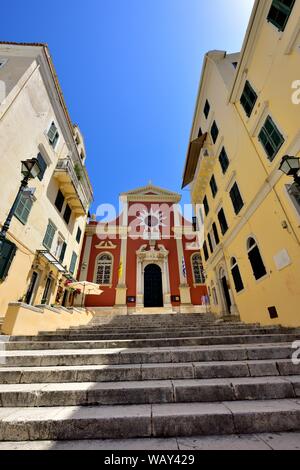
[95,241,117,250]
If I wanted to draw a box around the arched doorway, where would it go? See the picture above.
[144,264,163,308]
[219,267,232,314]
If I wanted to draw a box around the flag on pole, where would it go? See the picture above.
[118,261,123,281]
[182,256,187,279]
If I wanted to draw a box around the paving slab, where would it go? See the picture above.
[259,432,300,450]
[177,434,271,450]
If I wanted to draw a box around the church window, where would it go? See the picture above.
[192,253,205,284]
[95,253,113,285]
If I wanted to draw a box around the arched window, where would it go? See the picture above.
[95,253,113,285]
[192,254,205,284]
[247,237,267,280]
[230,257,244,293]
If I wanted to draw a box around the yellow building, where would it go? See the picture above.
[0,42,93,319]
[183,0,300,327]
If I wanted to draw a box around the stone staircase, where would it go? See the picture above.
[0,313,300,449]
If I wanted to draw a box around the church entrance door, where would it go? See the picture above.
[144,264,164,308]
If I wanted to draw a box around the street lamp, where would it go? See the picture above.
[21,158,41,179]
[0,158,41,248]
[279,156,300,185]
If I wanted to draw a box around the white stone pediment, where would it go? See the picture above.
[121,184,181,203]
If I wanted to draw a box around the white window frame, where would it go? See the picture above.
[54,233,65,260]
[191,253,205,285]
[94,252,114,286]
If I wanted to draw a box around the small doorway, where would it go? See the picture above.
[62,290,69,307]
[144,264,163,308]
[25,271,38,305]
[221,275,232,314]
[41,276,53,305]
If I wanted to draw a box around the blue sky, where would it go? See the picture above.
[2,0,254,212]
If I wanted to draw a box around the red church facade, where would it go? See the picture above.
[78,185,208,314]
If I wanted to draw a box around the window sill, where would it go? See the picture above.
[254,272,270,285]
[267,20,285,38]
[13,214,27,226]
[235,288,246,297]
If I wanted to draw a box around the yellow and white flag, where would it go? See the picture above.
[118,261,123,281]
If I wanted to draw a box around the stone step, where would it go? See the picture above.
[0,376,299,407]
[0,343,294,367]
[29,326,293,341]
[1,432,300,450]
[0,359,299,385]
[1,399,300,440]
[3,333,300,351]
[62,322,248,330]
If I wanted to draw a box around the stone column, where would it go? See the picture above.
[176,237,192,306]
[162,257,172,308]
[79,235,93,282]
[136,256,144,308]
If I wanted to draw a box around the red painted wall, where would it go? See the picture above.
[78,201,208,308]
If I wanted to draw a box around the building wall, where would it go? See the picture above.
[79,192,207,311]
[0,45,92,317]
[187,0,300,326]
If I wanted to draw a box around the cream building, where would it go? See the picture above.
[183,0,300,326]
[0,42,93,319]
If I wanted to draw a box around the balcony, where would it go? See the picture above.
[54,158,93,216]
[191,142,217,204]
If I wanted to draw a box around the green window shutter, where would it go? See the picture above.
[59,242,67,264]
[203,196,210,216]
[48,122,59,148]
[230,183,244,215]
[48,122,57,142]
[240,81,257,117]
[204,100,210,119]
[63,204,72,224]
[37,153,47,181]
[219,147,230,174]
[55,190,65,212]
[209,175,218,198]
[258,116,284,161]
[76,227,82,244]
[14,193,33,225]
[43,222,56,251]
[218,208,229,235]
[210,121,219,144]
[70,252,77,275]
[267,0,295,32]
[0,239,17,281]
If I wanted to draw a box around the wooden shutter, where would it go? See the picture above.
[59,242,67,264]
[37,153,47,181]
[43,222,56,250]
[0,239,17,281]
[48,122,57,143]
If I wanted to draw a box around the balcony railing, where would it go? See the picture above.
[54,159,92,215]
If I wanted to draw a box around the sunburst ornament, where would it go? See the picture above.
[137,208,167,233]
